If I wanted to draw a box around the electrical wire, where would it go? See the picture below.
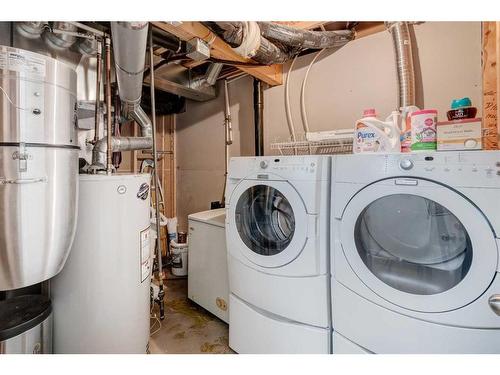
[284,55,298,143]
[150,314,162,336]
[0,86,30,111]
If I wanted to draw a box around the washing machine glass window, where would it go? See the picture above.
[354,194,473,295]
[235,185,295,256]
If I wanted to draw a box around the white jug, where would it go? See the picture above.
[353,110,401,153]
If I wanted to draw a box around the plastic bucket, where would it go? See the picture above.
[170,240,188,277]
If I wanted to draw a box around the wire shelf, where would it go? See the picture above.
[270,132,354,156]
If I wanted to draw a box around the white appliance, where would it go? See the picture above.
[51,174,151,354]
[331,151,500,353]
[188,208,229,323]
[226,156,331,353]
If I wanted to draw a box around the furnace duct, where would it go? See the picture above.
[203,22,354,65]
[92,22,153,170]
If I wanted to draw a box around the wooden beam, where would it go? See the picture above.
[152,21,283,86]
[273,21,327,30]
[482,21,499,150]
[354,22,386,40]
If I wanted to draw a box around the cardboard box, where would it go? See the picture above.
[437,118,482,151]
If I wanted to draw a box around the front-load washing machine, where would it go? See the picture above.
[225,156,331,353]
[331,151,500,353]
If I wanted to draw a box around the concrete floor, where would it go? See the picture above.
[149,277,233,354]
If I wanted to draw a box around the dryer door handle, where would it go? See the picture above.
[489,295,500,316]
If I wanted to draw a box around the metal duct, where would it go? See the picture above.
[203,22,294,65]
[190,63,223,88]
[386,22,416,108]
[204,22,354,65]
[257,22,354,49]
[91,22,153,170]
[111,22,149,111]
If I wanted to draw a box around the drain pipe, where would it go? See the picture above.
[253,79,264,156]
[93,39,102,144]
[91,22,154,171]
[386,22,416,108]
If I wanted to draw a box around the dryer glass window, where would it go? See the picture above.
[235,185,295,256]
[354,194,472,295]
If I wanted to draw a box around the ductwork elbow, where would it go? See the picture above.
[90,22,153,171]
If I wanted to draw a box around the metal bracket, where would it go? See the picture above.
[12,143,33,172]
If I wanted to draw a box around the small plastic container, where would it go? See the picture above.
[447,97,477,120]
[410,109,438,151]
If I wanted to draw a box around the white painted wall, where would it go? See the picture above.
[176,22,482,229]
[264,21,482,154]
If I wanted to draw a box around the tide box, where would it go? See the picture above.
[437,118,482,151]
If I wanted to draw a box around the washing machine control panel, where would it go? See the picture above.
[392,151,500,186]
[228,155,329,181]
[335,151,500,187]
[399,158,414,170]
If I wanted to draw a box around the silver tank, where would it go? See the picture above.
[0,46,78,290]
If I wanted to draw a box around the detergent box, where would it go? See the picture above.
[436,118,482,151]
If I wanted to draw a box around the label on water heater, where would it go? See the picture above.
[0,50,46,77]
[140,227,151,283]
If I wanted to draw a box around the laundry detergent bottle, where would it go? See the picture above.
[353,109,401,153]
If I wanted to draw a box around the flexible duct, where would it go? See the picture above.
[91,22,153,170]
[257,22,354,50]
[204,22,354,65]
[203,22,296,65]
[386,22,416,108]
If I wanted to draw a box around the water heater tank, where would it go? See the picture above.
[51,174,151,354]
[0,46,78,290]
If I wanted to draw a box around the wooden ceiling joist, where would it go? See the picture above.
[152,21,388,87]
[152,21,283,86]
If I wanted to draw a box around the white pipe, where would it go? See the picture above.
[300,49,325,134]
[285,56,298,142]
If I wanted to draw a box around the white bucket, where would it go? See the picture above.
[170,240,188,277]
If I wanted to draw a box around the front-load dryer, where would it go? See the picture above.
[331,151,500,353]
[225,156,331,353]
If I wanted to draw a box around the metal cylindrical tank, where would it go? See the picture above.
[0,295,52,354]
[51,174,152,354]
[0,45,78,290]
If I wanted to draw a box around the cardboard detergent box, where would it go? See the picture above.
[436,118,482,151]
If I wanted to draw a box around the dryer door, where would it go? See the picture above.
[227,179,309,268]
[340,177,498,313]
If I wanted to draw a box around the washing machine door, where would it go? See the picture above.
[227,179,309,268]
[340,177,498,313]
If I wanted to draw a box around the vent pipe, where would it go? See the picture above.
[91,22,153,170]
[386,22,416,108]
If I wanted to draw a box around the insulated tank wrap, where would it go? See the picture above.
[51,174,151,354]
[0,46,78,290]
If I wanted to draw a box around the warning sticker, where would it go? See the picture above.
[0,50,46,77]
[140,227,151,283]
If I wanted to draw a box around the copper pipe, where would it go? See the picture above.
[104,36,113,174]
[93,39,102,144]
